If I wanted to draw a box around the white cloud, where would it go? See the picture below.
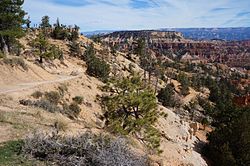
[23,0,250,31]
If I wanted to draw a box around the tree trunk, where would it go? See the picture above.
[6,37,11,54]
[0,36,9,56]
[143,70,147,86]
[39,56,43,63]
[148,71,151,85]
[155,77,159,94]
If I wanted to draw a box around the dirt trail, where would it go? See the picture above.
[0,74,82,95]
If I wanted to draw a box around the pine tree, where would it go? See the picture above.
[82,43,95,61]
[157,83,175,107]
[40,15,51,36]
[205,108,250,166]
[177,72,190,96]
[40,15,51,29]
[69,40,81,57]
[101,74,161,152]
[135,38,146,81]
[86,56,110,80]
[136,38,155,85]
[30,32,63,62]
[51,18,68,40]
[0,0,26,55]
[55,17,60,28]
[30,32,49,63]
[154,60,164,94]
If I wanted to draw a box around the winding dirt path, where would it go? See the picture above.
[0,74,82,95]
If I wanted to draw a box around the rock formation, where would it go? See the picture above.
[101,31,250,68]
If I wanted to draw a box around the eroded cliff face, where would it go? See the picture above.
[102,30,185,43]
[101,31,250,68]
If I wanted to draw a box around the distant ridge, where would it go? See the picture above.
[161,27,250,41]
[84,27,250,41]
[82,30,115,37]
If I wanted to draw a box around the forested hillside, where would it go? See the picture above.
[0,1,249,166]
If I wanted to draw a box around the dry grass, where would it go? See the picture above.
[0,112,14,124]
[54,117,68,132]
[33,110,42,119]
[22,131,150,166]
[2,57,28,71]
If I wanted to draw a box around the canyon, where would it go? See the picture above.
[101,30,250,68]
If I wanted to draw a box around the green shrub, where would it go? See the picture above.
[82,43,95,61]
[177,72,190,96]
[69,41,81,57]
[33,99,62,113]
[72,96,84,105]
[0,140,44,165]
[58,83,68,97]
[83,44,110,80]
[54,118,68,132]
[0,140,24,165]
[86,55,110,80]
[144,126,162,154]
[48,45,63,60]
[19,99,33,106]
[44,91,61,104]
[157,83,175,107]
[68,102,81,118]
[201,117,209,128]
[31,91,43,99]
[197,96,214,116]
[51,27,69,40]
[19,99,62,113]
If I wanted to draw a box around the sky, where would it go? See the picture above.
[23,0,250,31]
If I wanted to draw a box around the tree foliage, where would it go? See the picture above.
[135,39,153,82]
[177,72,190,96]
[30,32,49,63]
[204,107,250,166]
[69,40,81,56]
[51,19,79,41]
[0,0,26,55]
[84,44,110,80]
[83,43,95,61]
[157,83,175,107]
[30,32,63,63]
[101,75,161,152]
[51,18,68,40]
[40,15,51,29]
[40,15,51,35]
[86,56,110,80]
[203,76,250,166]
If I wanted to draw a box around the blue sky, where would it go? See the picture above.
[23,0,250,31]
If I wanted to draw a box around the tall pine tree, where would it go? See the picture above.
[0,0,26,55]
